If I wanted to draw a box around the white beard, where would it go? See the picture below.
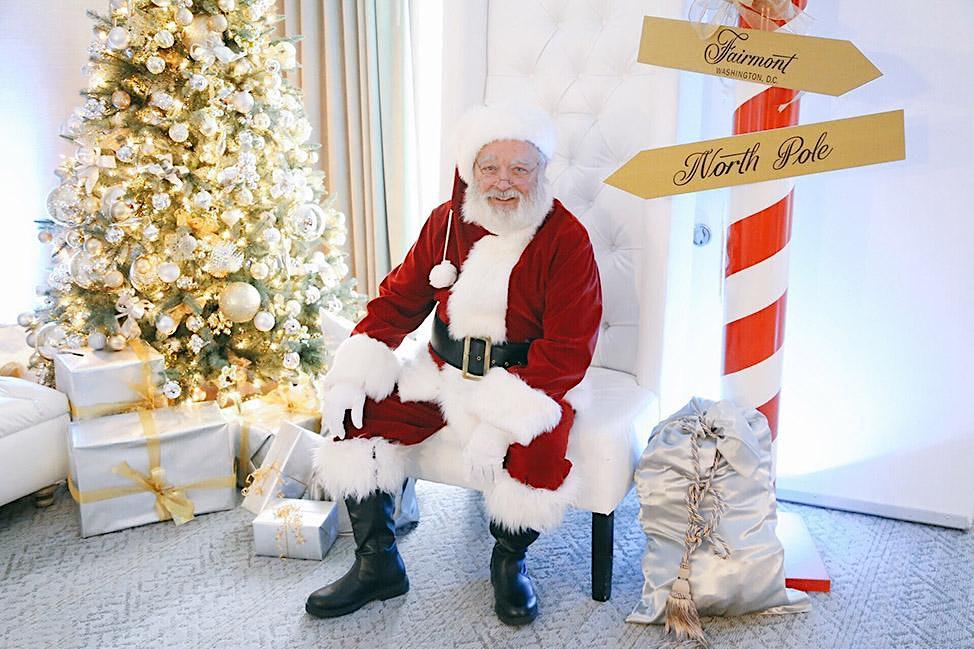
[461,177,554,236]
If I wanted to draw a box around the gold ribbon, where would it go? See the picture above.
[688,0,809,37]
[67,408,235,526]
[273,502,307,560]
[262,383,321,418]
[241,461,282,498]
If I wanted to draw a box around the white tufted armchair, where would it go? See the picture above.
[398,0,690,601]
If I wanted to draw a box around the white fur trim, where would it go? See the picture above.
[454,102,556,185]
[397,347,442,403]
[428,260,457,289]
[321,334,399,402]
[484,467,579,534]
[471,367,562,446]
[447,229,534,342]
[313,436,406,502]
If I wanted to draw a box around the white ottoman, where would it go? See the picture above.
[0,377,70,507]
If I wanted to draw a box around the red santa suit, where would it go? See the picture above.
[315,175,602,534]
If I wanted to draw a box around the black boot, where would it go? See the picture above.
[305,490,409,618]
[489,521,540,625]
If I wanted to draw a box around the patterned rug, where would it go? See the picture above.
[1,480,972,649]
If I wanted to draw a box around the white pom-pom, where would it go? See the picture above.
[429,260,458,288]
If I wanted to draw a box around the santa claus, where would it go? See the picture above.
[306,103,602,625]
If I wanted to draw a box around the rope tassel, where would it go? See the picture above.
[665,567,708,648]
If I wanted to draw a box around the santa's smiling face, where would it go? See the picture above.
[463,139,553,236]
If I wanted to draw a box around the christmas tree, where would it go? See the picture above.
[21,0,360,405]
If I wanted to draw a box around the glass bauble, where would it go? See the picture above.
[218,282,261,323]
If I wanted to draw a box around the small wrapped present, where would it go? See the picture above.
[253,498,338,560]
[67,401,236,537]
[223,387,321,488]
[241,421,322,514]
[54,340,167,421]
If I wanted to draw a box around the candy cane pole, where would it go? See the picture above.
[721,0,808,470]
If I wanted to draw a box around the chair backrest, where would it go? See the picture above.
[442,0,690,400]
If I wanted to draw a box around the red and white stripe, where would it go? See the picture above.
[721,2,807,472]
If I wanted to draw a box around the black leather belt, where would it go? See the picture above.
[430,315,531,379]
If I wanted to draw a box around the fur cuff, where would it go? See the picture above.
[321,334,399,401]
[313,436,406,502]
[484,468,579,534]
[471,367,562,446]
[397,348,441,403]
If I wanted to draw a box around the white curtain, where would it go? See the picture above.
[278,0,443,297]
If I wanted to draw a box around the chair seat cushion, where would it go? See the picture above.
[402,366,658,514]
[0,377,70,440]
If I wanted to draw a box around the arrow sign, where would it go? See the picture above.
[605,110,905,200]
[638,16,881,96]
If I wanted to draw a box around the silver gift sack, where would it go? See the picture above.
[627,398,808,641]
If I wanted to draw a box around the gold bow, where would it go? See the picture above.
[113,462,195,525]
[241,461,282,498]
[688,0,809,36]
[262,383,321,417]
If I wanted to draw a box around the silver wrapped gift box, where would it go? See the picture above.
[67,402,236,537]
[223,394,321,488]
[54,342,167,421]
[253,498,338,560]
[241,421,322,515]
[627,398,809,625]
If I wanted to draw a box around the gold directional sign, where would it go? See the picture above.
[638,16,882,96]
[605,110,905,200]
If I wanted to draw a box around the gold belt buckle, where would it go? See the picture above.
[461,336,491,380]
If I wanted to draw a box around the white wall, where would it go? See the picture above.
[678,1,974,528]
[0,0,93,322]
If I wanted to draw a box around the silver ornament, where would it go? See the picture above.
[253,311,275,332]
[107,27,130,50]
[282,351,300,370]
[146,56,166,74]
[88,331,107,350]
[108,334,127,351]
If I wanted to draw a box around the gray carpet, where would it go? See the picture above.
[1,481,972,649]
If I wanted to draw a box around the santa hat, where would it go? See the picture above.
[453,102,557,185]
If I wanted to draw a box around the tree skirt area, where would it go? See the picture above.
[1,480,972,649]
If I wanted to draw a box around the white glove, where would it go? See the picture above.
[463,422,511,486]
[322,382,366,440]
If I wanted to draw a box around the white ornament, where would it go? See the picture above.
[156,314,178,336]
[146,56,166,74]
[186,315,204,332]
[203,242,244,277]
[249,261,269,280]
[152,193,171,210]
[253,113,271,129]
[144,224,160,241]
[88,331,107,350]
[232,59,251,77]
[16,312,35,327]
[232,91,254,113]
[163,380,182,399]
[192,190,212,209]
[429,260,458,289]
[282,352,300,370]
[305,286,321,304]
[169,122,189,142]
[157,263,181,283]
[235,188,254,205]
[176,7,194,25]
[253,311,275,332]
[108,334,127,351]
[107,27,130,50]
[219,282,261,322]
[218,0,236,11]
[103,270,124,288]
[262,227,281,246]
[283,318,300,335]
[155,30,175,48]
[220,208,242,227]
[285,300,301,317]
[189,74,208,91]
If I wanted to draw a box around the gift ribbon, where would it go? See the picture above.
[273,502,307,559]
[262,384,321,418]
[241,461,282,498]
[67,409,235,525]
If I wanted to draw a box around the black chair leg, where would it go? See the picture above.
[592,511,614,601]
